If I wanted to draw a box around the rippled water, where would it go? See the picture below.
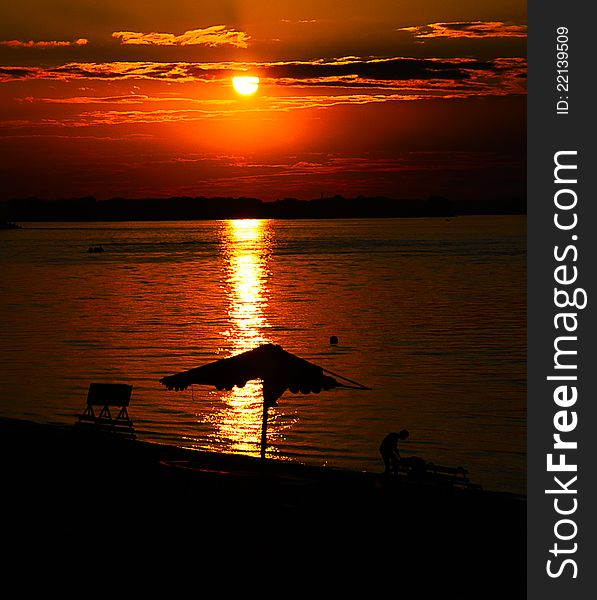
[0,217,526,493]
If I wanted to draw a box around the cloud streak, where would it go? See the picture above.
[0,56,525,134]
[5,77,526,131]
[0,56,526,96]
[112,26,250,48]
[0,38,88,49]
[398,21,527,39]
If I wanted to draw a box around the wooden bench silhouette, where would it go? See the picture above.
[397,457,482,490]
[75,383,136,438]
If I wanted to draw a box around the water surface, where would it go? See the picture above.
[0,217,526,493]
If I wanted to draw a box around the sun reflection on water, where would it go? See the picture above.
[199,219,285,457]
[223,219,270,351]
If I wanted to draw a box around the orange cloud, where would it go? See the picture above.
[0,57,526,102]
[4,77,525,131]
[112,26,250,48]
[0,38,88,48]
[399,21,527,39]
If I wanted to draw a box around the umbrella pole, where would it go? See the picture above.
[260,403,268,460]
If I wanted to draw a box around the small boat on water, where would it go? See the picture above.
[87,244,104,253]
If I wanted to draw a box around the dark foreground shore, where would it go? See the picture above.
[1,417,525,590]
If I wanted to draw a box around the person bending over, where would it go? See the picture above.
[379,429,409,475]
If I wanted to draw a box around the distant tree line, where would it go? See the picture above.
[0,194,526,222]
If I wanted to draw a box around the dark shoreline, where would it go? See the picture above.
[1,416,526,586]
[0,194,526,223]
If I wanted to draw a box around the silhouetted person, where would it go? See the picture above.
[379,430,409,475]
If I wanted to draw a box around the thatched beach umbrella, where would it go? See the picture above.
[160,343,370,459]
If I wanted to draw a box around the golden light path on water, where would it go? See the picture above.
[198,219,293,457]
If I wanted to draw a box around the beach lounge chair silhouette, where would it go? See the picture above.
[75,383,136,438]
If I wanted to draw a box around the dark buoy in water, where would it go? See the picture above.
[329,335,339,345]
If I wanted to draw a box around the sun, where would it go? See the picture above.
[233,76,259,96]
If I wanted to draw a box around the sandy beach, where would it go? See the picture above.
[1,417,525,588]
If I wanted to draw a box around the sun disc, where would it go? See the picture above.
[233,76,259,96]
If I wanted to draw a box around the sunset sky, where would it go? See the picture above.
[0,1,526,201]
